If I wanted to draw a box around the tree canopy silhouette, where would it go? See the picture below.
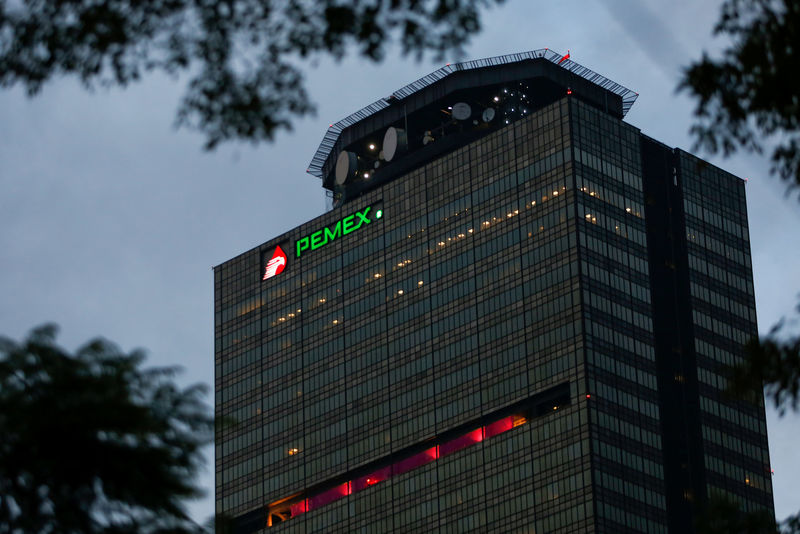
[695,495,778,534]
[0,0,503,148]
[683,0,800,531]
[0,324,213,534]
[681,0,800,194]
[682,0,800,442]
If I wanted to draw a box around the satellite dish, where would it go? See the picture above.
[335,150,358,185]
[383,127,407,162]
[452,102,472,121]
[482,108,496,123]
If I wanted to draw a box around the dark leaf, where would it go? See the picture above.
[680,0,800,196]
[0,0,503,148]
[0,325,212,534]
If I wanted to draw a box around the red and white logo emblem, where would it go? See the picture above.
[263,246,287,280]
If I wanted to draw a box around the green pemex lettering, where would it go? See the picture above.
[310,229,324,250]
[324,220,342,242]
[295,205,382,259]
[296,237,310,258]
[342,214,356,235]
[355,207,371,226]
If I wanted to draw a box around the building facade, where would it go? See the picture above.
[214,51,773,533]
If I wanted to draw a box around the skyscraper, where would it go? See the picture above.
[214,50,774,533]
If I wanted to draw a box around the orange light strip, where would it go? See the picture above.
[270,414,527,525]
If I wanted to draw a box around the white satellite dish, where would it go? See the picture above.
[482,108,496,123]
[383,127,407,162]
[452,102,472,121]
[335,150,357,185]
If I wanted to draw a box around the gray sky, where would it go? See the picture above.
[1,0,798,523]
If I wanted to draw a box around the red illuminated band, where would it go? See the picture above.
[270,414,526,525]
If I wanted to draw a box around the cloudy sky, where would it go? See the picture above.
[1,0,798,524]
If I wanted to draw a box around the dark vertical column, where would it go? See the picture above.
[641,137,706,533]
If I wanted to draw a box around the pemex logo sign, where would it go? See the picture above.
[262,245,287,280]
[296,205,382,259]
[261,204,383,282]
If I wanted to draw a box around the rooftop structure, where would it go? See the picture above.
[306,49,637,207]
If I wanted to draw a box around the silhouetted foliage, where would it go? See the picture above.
[683,1,800,531]
[681,0,800,194]
[0,324,213,534]
[732,310,800,415]
[696,496,778,534]
[0,0,503,148]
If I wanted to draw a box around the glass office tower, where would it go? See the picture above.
[214,50,773,533]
